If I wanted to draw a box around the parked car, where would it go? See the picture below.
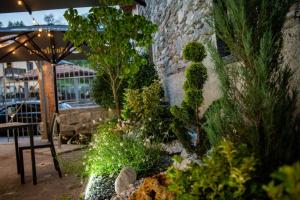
[0,101,71,136]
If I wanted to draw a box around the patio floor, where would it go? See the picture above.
[0,139,85,200]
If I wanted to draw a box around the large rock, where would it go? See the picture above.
[115,167,137,195]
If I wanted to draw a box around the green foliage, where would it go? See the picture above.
[92,57,158,109]
[170,42,208,155]
[205,0,300,176]
[185,62,208,89]
[64,6,157,117]
[263,162,300,200]
[183,42,207,62]
[122,80,174,141]
[167,140,256,200]
[92,74,125,108]
[85,122,162,176]
[127,60,158,90]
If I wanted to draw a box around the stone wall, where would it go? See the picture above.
[282,2,300,113]
[138,0,300,114]
[58,106,116,137]
[137,0,221,112]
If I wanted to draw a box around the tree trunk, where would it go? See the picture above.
[111,82,121,119]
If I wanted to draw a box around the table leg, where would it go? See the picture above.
[29,126,37,185]
[13,129,20,174]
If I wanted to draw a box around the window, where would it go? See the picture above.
[213,0,232,58]
[27,61,33,71]
[216,36,231,58]
[6,62,12,68]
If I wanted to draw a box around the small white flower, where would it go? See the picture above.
[120,143,124,147]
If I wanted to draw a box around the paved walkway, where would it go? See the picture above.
[0,140,85,200]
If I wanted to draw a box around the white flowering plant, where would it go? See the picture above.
[85,121,162,176]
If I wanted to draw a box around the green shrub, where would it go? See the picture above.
[208,0,300,177]
[167,139,256,200]
[183,42,207,62]
[263,162,300,200]
[85,122,162,176]
[171,42,208,155]
[122,80,174,142]
[92,56,158,109]
[185,62,207,89]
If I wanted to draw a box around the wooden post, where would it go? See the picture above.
[38,61,56,139]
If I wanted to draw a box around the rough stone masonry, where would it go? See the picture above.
[137,0,300,114]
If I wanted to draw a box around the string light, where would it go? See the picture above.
[48,33,51,37]
[12,51,16,54]
[24,43,27,46]
[17,0,23,6]
[38,28,43,32]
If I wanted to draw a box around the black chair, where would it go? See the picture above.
[18,114,62,185]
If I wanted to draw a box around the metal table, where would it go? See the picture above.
[0,123,35,182]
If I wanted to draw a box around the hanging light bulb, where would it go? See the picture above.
[24,43,27,46]
[17,0,23,6]
[38,28,43,32]
[38,33,41,37]
[12,51,16,54]
[48,33,51,37]
[33,18,38,25]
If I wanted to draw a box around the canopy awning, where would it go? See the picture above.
[0,25,85,63]
[0,0,146,13]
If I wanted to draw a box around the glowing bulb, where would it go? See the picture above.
[12,51,16,54]
[24,43,27,46]
[38,33,41,37]
[38,28,42,32]
[48,33,51,37]
[18,1,22,6]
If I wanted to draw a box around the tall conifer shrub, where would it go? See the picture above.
[205,0,300,177]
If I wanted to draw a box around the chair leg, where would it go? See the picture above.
[50,145,62,178]
[19,149,25,184]
[30,147,37,185]
[29,128,37,185]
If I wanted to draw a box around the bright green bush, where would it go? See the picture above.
[185,62,207,89]
[167,139,256,200]
[85,122,162,176]
[122,80,174,142]
[263,162,300,200]
[183,42,207,62]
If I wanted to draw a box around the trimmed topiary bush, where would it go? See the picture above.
[170,42,208,155]
[183,42,207,62]
[185,62,208,89]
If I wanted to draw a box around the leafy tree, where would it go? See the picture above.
[7,21,25,27]
[44,14,55,25]
[64,6,157,118]
[205,0,300,178]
